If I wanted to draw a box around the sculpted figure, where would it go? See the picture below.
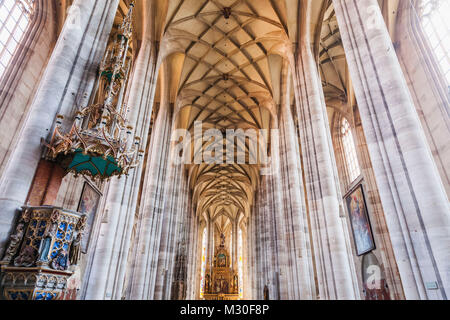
[2,222,25,263]
[205,274,210,293]
[220,233,225,247]
[14,245,37,267]
[51,249,69,271]
[22,209,32,223]
[222,280,229,294]
[233,275,238,293]
[264,285,269,300]
[215,279,221,293]
[50,210,61,224]
[76,215,87,232]
[38,222,57,262]
[69,233,82,266]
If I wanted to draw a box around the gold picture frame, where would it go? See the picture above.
[345,184,375,256]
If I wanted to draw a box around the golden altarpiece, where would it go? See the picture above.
[203,236,239,300]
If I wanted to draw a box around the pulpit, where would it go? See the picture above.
[0,206,86,300]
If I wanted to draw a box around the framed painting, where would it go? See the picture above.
[77,182,101,253]
[345,184,375,256]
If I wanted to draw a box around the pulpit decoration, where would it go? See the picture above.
[44,1,143,180]
[0,206,86,300]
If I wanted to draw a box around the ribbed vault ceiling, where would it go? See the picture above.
[161,0,291,227]
[154,0,387,229]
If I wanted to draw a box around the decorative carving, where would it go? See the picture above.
[43,2,142,181]
[14,246,37,267]
[205,274,210,293]
[233,274,238,293]
[204,246,239,300]
[223,7,231,19]
[1,222,25,263]
[220,233,225,247]
[50,209,61,224]
[76,214,87,232]
[264,285,269,300]
[22,209,32,223]
[1,206,86,300]
[51,249,69,271]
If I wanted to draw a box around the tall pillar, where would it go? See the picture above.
[191,219,203,299]
[278,61,315,299]
[292,0,357,300]
[186,215,200,300]
[0,0,119,257]
[153,152,190,299]
[268,153,291,300]
[333,0,450,299]
[26,159,65,206]
[128,73,173,299]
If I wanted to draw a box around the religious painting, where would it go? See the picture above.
[213,276,230,294]
[77,182,101,253]
[221,280,229,294]
[218,253,227,267]
[345,185,375,256]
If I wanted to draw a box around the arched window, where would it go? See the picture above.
[0,0,34,79]
[341,117,361,183]
[419,0,450,84]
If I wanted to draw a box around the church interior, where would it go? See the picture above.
[0,0,448,300]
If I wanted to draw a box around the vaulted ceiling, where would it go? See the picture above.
[136,0,401,230]
[158,0,296,228]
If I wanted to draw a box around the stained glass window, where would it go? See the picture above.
[230,230,232,261]
[199,227,207,298]
[341,118,361,183]
[0,0,34,79]
[420,0,450,84]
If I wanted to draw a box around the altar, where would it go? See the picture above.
[202,243,239,300]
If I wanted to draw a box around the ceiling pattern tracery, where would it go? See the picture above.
[154,0,391,230]
[161,0,291,227]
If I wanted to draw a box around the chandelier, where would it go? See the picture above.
[44,2,143,180]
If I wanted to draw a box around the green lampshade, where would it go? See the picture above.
[65,149,122,179]
[101,70,122,83]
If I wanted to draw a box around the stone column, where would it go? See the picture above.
[333,0,450,299]
[292,0,357,300]
[26,159,65,206]
[0,0,119,257]
[248,203,257,299]
[83,17,158,299]
[186,216,201,300]
[153,150,190,299]
[128,72,173,299]
[191,219,203,299]
[278,61,316,299]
